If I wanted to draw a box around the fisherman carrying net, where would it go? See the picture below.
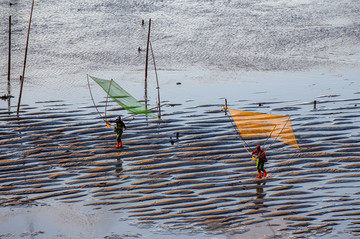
[252,145,268,178]
[109,116,126,148]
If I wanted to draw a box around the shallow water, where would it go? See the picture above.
[1,78,360,238]
[0,0,359,85]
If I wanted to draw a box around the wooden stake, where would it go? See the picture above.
[17,0,35,115]
[313,100,317,110]
[224,98,228,115]
[8,16,11,88]
[150,41,161,119]
[8,16,11,112]
[144,18,151,111]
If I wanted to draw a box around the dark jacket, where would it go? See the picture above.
[252,148,267,161]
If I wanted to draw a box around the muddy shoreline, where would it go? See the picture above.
[1,74,360,238]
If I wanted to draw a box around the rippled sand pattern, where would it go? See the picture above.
[1,97,360,238]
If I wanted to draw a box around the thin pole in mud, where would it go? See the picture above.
[8,16,11,88]
[104,79,113,127]
[8,16,11,111]
[87,75,107,127]
[313,100,317,110]
[144,18,151,112]
[149,40,161,119]
[224,99,227,115]
[17,0,35,115]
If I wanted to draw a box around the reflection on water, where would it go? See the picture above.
[115,158,123,177]
[254,182,266,207]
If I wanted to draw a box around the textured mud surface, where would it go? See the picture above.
[1,90,360,238]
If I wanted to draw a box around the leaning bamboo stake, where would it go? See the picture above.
[8,16,11,89]
[17,0,35,115]
[8,16,12,112]
[104,79,113,128]
[149,41,161,119]
[144,18,151,111]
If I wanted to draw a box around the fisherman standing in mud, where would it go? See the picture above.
[252,145,267,178]
[109,116,126,148]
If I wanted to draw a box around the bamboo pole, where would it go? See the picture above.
[17,0,35,115]
[8,16,12,112]
[8,16,11,88]
[144,18,151,111]
[104,79,113,128]
[224,99,227,114]
[149,41,161,119]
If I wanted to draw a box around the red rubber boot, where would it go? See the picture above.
[119,142,123,148]
[116,142,120,148]
[263,170,267,177]
[256,172,262,178]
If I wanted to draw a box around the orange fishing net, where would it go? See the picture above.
[227,108,299,149]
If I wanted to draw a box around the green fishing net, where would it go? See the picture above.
[89,75,157,118]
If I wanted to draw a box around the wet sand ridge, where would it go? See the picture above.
[1,95,360,238]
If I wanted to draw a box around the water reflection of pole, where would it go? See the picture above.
[17,0,35,115]
[8,16,11,112]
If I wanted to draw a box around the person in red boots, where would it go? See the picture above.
[109,116,126,148]
[252,145,268,178]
